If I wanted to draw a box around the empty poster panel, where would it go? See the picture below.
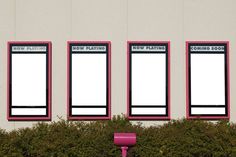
[8,42,51,120]
[68,42,111,119]
[128,42,170,119]
[186,42,229,119]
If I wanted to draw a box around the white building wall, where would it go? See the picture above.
[0,0,236,130]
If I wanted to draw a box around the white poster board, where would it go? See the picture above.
[8,42,51,120]
[68,42,111,119]
[187,42,229,118]
[128,42,170,119]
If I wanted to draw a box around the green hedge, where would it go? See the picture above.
[1,116,236,157]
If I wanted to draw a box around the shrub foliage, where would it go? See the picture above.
[0,116,236,157]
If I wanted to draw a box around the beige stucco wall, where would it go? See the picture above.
[0,0,236,130]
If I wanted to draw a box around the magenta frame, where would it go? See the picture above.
[7,41,52,121]
[186,41,230,120]
[67,41,111,120]
[127,41,171,120]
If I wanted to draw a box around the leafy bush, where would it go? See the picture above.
[0,116,236,157]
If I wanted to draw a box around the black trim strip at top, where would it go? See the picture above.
[69,43,109,117]
[129,43,169,117]
[9,43,49,117]
[188,43,228,117]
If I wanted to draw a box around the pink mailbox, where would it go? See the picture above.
[114,133,136,157]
